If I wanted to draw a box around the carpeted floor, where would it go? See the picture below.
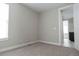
[0,42,79,56]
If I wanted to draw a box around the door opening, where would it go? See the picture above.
[59,5,74,48]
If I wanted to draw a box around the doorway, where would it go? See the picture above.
[59,5,74,48]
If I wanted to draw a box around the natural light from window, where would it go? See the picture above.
[0,3,9,39]
[63,20,68,34]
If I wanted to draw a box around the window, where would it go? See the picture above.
[63,20,68,34]
[63,20,69,39]
[0,3,9,40]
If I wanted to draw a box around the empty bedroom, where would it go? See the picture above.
[0,3,79,56]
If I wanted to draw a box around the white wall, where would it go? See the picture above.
[39,8,59,44]
[0,3,38,50]
[74,4,79,50]
[68,18,74,32]
[62,6,73,20]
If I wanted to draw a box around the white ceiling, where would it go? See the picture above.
[22,3,71,12]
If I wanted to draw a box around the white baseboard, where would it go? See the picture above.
[0,40,60,53]
[0,40,38,53]
[74,45,79,51]
[40,40,60,46]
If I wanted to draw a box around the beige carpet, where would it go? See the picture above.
[0,42,79,56]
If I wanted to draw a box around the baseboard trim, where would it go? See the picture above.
[0,40,38,53]
[40,40,60,46]
[0,40,60,53]
[74,45,79,51]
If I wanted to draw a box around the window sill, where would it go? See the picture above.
[0,38,8,41]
